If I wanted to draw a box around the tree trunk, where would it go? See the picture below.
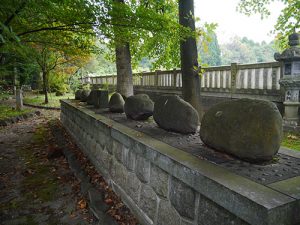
[16,87,23,111]
[114,0,133,98]
[179,0,204,120]
[13,64,17,95]
[42,70,49,104]
[115,42,134,98]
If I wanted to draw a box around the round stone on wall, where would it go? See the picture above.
[109,92,125,113]
[124,94,154,120]
[153,95,199,134]
[200,99,283,162]
[80,90,91,102]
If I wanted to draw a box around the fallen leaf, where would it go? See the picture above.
[105,198,113,205]
[77,199,87,209]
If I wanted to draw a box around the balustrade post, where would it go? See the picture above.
[172,69,177,87]
[230,63,238,98]
[155,70,160,87]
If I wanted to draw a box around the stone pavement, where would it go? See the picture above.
[0,109,98,225]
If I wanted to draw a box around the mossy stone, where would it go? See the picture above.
[200,99,283,162]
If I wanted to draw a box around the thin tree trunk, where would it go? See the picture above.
[179,0,204,120]
[16,87,23,111]
[13,64,17,96]
[14,63,23,111]
[42,70,49,104]
[115,42,134,98]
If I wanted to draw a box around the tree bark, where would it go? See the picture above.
[16,87,23,111]
[42,70,49,104]
[179,0,204,120]
[115,42,134,98]
[114,0,134,98]
[13,65,17,96]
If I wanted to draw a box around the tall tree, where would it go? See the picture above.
[0,0,98,103]
[113,0,133,98]
[179,0,203,119]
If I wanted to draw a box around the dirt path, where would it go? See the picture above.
[0,109,98,225]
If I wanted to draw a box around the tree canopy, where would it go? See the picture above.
[238,0,300,48]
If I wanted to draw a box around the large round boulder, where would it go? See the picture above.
[75,90,82,100]
[109,92,125,113]
[124,94,154,120]
[153,95,199,134]
[80,90,91,102]
[200,99,283,162]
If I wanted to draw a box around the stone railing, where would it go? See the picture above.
[82,62,283,102]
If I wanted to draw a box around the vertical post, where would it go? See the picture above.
[263,68,268,91]
[16,87,23,111]
[155,70,159,87]
[271,66,278,90]
[172,69,177,87]
[231,63,238,99]
[140,73,143,86]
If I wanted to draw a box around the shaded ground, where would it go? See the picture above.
[0,109,98,225]
[0,100,139,225]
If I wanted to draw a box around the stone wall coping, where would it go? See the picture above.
[61,99,298,225]
[279,147,300,159]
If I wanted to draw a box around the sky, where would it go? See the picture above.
[194,0,285,44]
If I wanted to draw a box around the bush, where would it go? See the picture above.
[48,72,69,94]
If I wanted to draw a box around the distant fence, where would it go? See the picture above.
[81,61,284,103]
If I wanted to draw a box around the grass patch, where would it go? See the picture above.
[24,92,74,108]
[0,92,11,100]
[0,104,32,120]
[282,132,300,151]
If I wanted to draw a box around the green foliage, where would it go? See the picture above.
[48,72,69,94]
[198,31,222,66]
[220,36,276,64]
[0,104,32,120]
[23,92,74,107]
[282,132,300,151]
[237,0,300,49]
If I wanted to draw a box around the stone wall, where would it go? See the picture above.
[61,100,298,225]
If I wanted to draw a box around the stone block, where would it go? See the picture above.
[157,200,180,225]
[111,161,127,187]
[123,147,136,171]
[111,129,132,147]
[135,155,150,183]
[126,172,141,203]
[95,143,103,155]
[170,176,196,220]
[112,140,123,163]
[139,184,157,221]
[99,149,113,175]
[181,220,193,225]
[93,90,109,109]
[197,194,249,225]
[150,165,169,198]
